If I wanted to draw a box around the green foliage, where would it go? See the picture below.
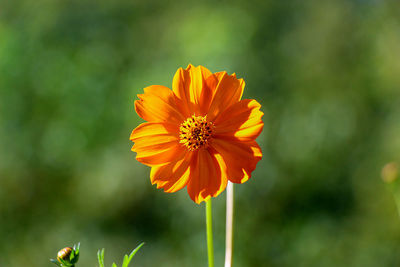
[97,243,144,267]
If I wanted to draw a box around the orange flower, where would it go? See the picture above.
[130,65,263,204]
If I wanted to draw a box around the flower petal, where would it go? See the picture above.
[207,72,245,121]
[210,138,262,184]
[172,64,218,116]
[213,99,264,141]
[130,122,184,166]
[135,85,184,125]
[150,152,192,193]
[186,148,228,204]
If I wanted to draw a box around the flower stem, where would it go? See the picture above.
[225,182,234,267]
[206,199,214,267]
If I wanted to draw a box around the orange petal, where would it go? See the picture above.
[150,152,192,193]
[213,99,264,141]
[210,138,262,184]
[172,64,218,116]
[135,85,184,125]
[130,122,184,166]
[130,122,179,140]
[186,148,228,204]
[207,72,244,121]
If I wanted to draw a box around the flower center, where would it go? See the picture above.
[179,115,214,151]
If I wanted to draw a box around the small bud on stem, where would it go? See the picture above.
[50,243,80,267]
[57,247,73,262]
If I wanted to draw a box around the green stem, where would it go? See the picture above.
[225,182,234,267]
[206,199,214,267]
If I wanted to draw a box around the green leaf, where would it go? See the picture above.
[96,243,144,267]
[69,249,75,261]
[122,255,129,266]
[97,249,105,267]
[74,243,80,255]
[58,258,72,267]
[50,259,62,267]
[122,242,145,267]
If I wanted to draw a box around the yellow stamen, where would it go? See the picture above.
[179,115,214,151]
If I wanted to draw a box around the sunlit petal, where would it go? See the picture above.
[150,151,192,193]
[135,85,184,125]
[211,138,262,184]
[172,64,218,116]
[207,72,244,121]
[130,122,184,166]
[214,99,264,141]
[187,148,227,204]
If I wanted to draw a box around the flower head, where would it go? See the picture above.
[130,64,263,204]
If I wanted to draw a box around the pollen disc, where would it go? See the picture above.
[179,115,214,151]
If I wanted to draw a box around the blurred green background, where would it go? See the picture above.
[1,0,400,266]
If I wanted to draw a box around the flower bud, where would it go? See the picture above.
[50,243,80,267]
[57,247,73,263]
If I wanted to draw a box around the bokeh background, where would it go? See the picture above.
[1,0,400,266]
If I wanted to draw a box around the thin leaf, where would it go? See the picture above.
[75,243,80,255]
[69,249,75,261]
[122,242,145,267]
[50,259,62,267]
[97,249,105,267]
[58,258,70,266]
[122,255,129,267]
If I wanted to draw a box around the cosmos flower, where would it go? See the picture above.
[130,64,263,204]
